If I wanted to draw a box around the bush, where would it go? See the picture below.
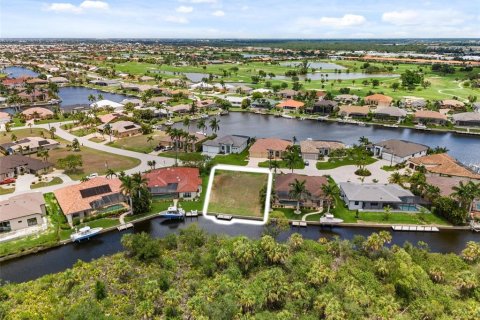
[121,232,160,262]
[355,168,371,176]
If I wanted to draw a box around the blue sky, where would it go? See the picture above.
[1,0,479,38]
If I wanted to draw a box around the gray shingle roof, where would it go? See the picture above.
[373,139,429,158]
[339,183,414,202]
[203,135,249,148]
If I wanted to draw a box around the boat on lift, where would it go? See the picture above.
[70,226,103,242]
[160,206,186,220]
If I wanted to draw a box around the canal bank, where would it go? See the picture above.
[1,213,479,283]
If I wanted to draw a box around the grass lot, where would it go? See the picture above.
[273,208,316,220]
[0,128,53,143]
[258,159,305,170]
[208,170,267,217]
[160,151,205,162]
[107,133,163,154]
[31,177,63,189]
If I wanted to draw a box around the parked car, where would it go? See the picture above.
[154,145,165,152]
[0,178,16,185]
[87,173,98,179]
[304,160,310,166]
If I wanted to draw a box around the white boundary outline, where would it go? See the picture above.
[202,164,273,225]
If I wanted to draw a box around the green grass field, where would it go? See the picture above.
[31,177,63,189]
[208,170,267,217]
[316,156,377,170]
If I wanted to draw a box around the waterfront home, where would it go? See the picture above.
[338,105,370,119]
[276,99,305,113]
[307,100,338,114]
[251,98,277,110]
[440,99,465,110]
[97,120,142,138]
[225,96,246,107]
[166,104,190,114]
[452,112,480,127]
[425,175,473,197]
[48,76,69,84]
[19,107,52,120]
[121,98,143,107]
[300,139,345,159]
[364,93,393,107]
[278,89,298,99]
[274,173,328,210]
[143,167,202,200]
[339,182,417,211]
[90,99,124,111]
[249,138,292,159]
[0,137,59,155]
[0,155,52,180]
[334,94,359,104]
[54,177,126,225]
[26,78,48,85]
[233,85,253,95]
[2,77,28,89]
[89,79,120,87]
[196,99,217,110]
[0,193,46,233]
[314,90,327,100]
[0,112,11,124]
[373,106,407,121]
[408,153,480,179]
[98,112,123,124]
[202,135,250,156]
[402,97,426,109]
[414,110,448,125]
[18,89,47,103]
[149,96,172,105]
[369,139,429,164]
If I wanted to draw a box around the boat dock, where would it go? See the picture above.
[470,221,480,232]
[185,210,199,218]
[117,223,133,231]
[217,214,233,221]
[291,221,307,227]
[392,225,439,232]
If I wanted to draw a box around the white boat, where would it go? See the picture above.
[281,114,294,119]
[358,122,367,127]
[164,120,174,126]
[319,213,344,225]
[415,124,427,129]
[200,114,209,119]
[70,226,103,242]
[160,206,186,220]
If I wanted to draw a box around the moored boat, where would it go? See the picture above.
[160,206,186,220]
[70,226,103,242]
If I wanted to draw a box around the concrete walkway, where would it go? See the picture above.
[302,211,322,221]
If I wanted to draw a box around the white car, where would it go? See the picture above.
[87,173,99,179]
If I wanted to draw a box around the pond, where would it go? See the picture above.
[0,216,478,283]
[1,66,39,78]
[274,72,399,81]
[57,87,131,110]
[152,70,210,82]
[280,61,347,70]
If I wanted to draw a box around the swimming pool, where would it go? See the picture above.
[98,204,125,213]
[396,205,418,212]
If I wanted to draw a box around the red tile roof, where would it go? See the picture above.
[276,99,305,109]
[143,167,201,193]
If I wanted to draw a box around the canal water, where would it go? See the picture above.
[0,216,479,283]
[175,112,480,166]
[1,66,39,78]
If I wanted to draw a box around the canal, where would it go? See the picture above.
[1,216,479,283]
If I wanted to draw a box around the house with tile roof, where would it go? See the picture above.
[274,173,329,210]
[408,153,480,180]
[249,138,292,159]
[414,110,448,125]
[21,107,54,120]
[0,155,52,180]
[300,140,345,160]
[452,112,480,127]
[0,137,59,155]
[54,177,126,225]
[143,167,202,200]
[97,120,142,138]
[276,99,305,112]
[373,106,407,121]
[364,94,393,107]
[338,105,370,119]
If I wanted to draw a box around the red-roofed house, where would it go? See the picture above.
[249,138,292,158]
[276,99,305,112]
[365,94,393,107]
[143,167,202,200]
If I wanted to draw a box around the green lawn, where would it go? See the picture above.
[0,187,15,195]
[211,149,249,166]
[258,159,305,170]
[160,151,205,162]
[31,177,63,189]
[316,155,377,170]
[107,133,161,154]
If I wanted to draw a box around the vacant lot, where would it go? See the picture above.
[208,170,267,218]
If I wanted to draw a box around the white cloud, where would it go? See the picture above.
[298,14,366,28]
[179,0,217,3]
[176,6,193,13]
[382,10,464,26]
[45,1,109,14]
[165,15,189,24]
[80,1,109,10]
[212,10,225,17]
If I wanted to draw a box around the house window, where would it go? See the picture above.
[27,218,38,226]
[183,192,192,198]
[371,202,378,206]
[354,201,359,205]
[18,220,22,223]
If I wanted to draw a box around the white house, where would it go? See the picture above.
[368,139,429,164]
[91,99,124,111]
[202,135,250,156]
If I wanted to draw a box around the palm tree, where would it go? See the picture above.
[270,160,280,175]
[209,117,220,134]
[147,135,154,147]
[452,181,480,212]
[28,122,33,133]
[321,183,339,214]
[147,160,157,170]
[103,123,112,142]
[11,133,17,142]
[49,126,56,139]
[37,149,49,163]
[289,179,311,214]
[106,168,117,179]
[182,117,191,132]
[88,94,96,104]
[283,150,298,173]
[388,172,403,185]
[359,136,371,146]
[188,134,198,152]
[120,175,135,214]
[97,94,104,101]
[197,118,207,134]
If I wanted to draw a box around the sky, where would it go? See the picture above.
[1,0,480,38]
